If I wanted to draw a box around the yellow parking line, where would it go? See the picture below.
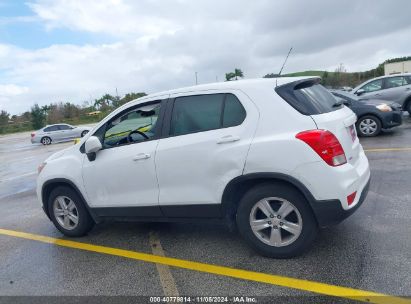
[0,228,410,304]
[364,147,411,152]
[149,231,179,296]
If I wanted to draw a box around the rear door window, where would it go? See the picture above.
[58,125,71,130]
[223,94,246,127]
[170,93,246,136]
[275,80,340,115]
[44,126,59,132]
[384,76,406,89]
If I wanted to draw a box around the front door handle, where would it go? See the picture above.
[133,153,150,161]
[217,135,240,144]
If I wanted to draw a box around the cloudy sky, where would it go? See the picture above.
[1,0,410,114]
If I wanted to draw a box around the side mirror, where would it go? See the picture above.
[355,89,365,96]
[85,136,102,161]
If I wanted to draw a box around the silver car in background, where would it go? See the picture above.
[31,124,91,145]
[352,73,411,114]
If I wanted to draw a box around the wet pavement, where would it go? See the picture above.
[0,116,410,302]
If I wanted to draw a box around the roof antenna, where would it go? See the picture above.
[276,47,293,87]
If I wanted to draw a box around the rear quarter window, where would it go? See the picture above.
[275,80,340,115]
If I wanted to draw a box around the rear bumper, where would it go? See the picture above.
[310,176,370,227]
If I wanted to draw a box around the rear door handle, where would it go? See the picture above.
[217,135,240,144]
[133,153,150,161]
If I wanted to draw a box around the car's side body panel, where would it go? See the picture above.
[155,89,259,213]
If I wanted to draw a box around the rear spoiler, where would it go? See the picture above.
[275,77,321,89]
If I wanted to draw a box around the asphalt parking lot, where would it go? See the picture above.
[0,117,410,304]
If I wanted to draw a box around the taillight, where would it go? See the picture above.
[296,130,347,167]
[31,133,35,137]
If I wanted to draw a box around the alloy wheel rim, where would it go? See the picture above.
[359,119,377,135]
[53,196,79,230]
[249,197,302,247]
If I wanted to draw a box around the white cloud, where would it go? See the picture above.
[28,0,181,37]
[0,84,29,96]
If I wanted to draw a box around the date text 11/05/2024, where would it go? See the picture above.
[149,296,257,303]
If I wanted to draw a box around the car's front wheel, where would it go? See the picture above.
[48,186,94,237]
[236,183,318,258]
[356,115,382,137]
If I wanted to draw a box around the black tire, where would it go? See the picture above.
[48,186,94,237]
[236,183,318,258]
[406,101,411,115]
[81,130,88,137]
[41,136,52,145]
[356,115,382,137]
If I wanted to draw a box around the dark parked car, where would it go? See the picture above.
[330,90,402,137]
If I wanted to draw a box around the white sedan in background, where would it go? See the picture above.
[31,124,91,145]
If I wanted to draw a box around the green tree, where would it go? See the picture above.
[263,73,279,78]
[225,68,244,81]
[120,92,147,106]
[30,104,46,129]
[0,110,9,127]
[234,68,244,80]
[225,72,235,81]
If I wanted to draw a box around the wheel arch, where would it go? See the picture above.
[356,113,381,123]
[41,178,98,222]
[221,173,318,223]
[403,95,411,112]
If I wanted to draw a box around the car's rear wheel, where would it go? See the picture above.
[236,183,318,258]
[48,186,94,237]
[81,130,89,137]
[356,115,382,137]
[41,136,52,145]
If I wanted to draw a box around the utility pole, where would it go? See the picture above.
[195,72,198,85]
[216,76,218,82]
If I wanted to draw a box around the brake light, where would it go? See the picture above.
[347,191,357,206]
[296,130,347,166]
[31,133,35,137]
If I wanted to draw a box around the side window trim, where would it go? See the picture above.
[163,92,246,138]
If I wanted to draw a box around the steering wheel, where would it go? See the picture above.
[127,130,149,143]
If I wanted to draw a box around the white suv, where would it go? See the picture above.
[37,77,370,258]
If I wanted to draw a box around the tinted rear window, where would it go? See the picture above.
[275,80,340,115]
[44,126,59,132]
